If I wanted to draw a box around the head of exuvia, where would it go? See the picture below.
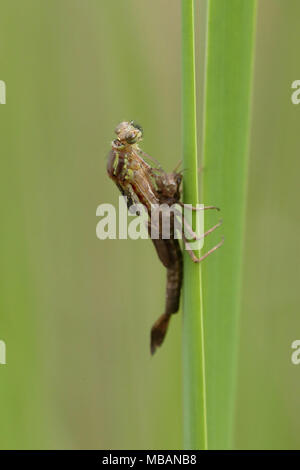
[157,171,183,201]
[112,120,143,151]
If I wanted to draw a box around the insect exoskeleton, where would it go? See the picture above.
[115,121,143,145]
[107,121,224,355]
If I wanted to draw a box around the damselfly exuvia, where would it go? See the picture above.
[107,121,224,354]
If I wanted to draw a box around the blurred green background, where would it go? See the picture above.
[0,0,299,450]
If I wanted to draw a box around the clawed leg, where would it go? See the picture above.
[173,159,182,173]
[174,208,222,241]
[183,235,224,263]
[178,201,220,212]
[186,219,223,241]
[137,149,163,172]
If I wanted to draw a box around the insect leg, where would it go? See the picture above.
[178,201,220,212]
[137,148,164,172]
[174,208,222,241]
[172,159,182,173]
[183,235,224,263]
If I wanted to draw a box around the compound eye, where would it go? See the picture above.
[130,120,143,137]
[125,131,138,144]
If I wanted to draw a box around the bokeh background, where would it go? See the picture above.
[0,0,299,450]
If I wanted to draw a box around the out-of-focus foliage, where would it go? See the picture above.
[236,0,300,450]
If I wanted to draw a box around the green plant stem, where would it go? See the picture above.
[182,0,207,450]
[201,0,257,449]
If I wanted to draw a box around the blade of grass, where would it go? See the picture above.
[181,0,207,450]
[201,0,257,449]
